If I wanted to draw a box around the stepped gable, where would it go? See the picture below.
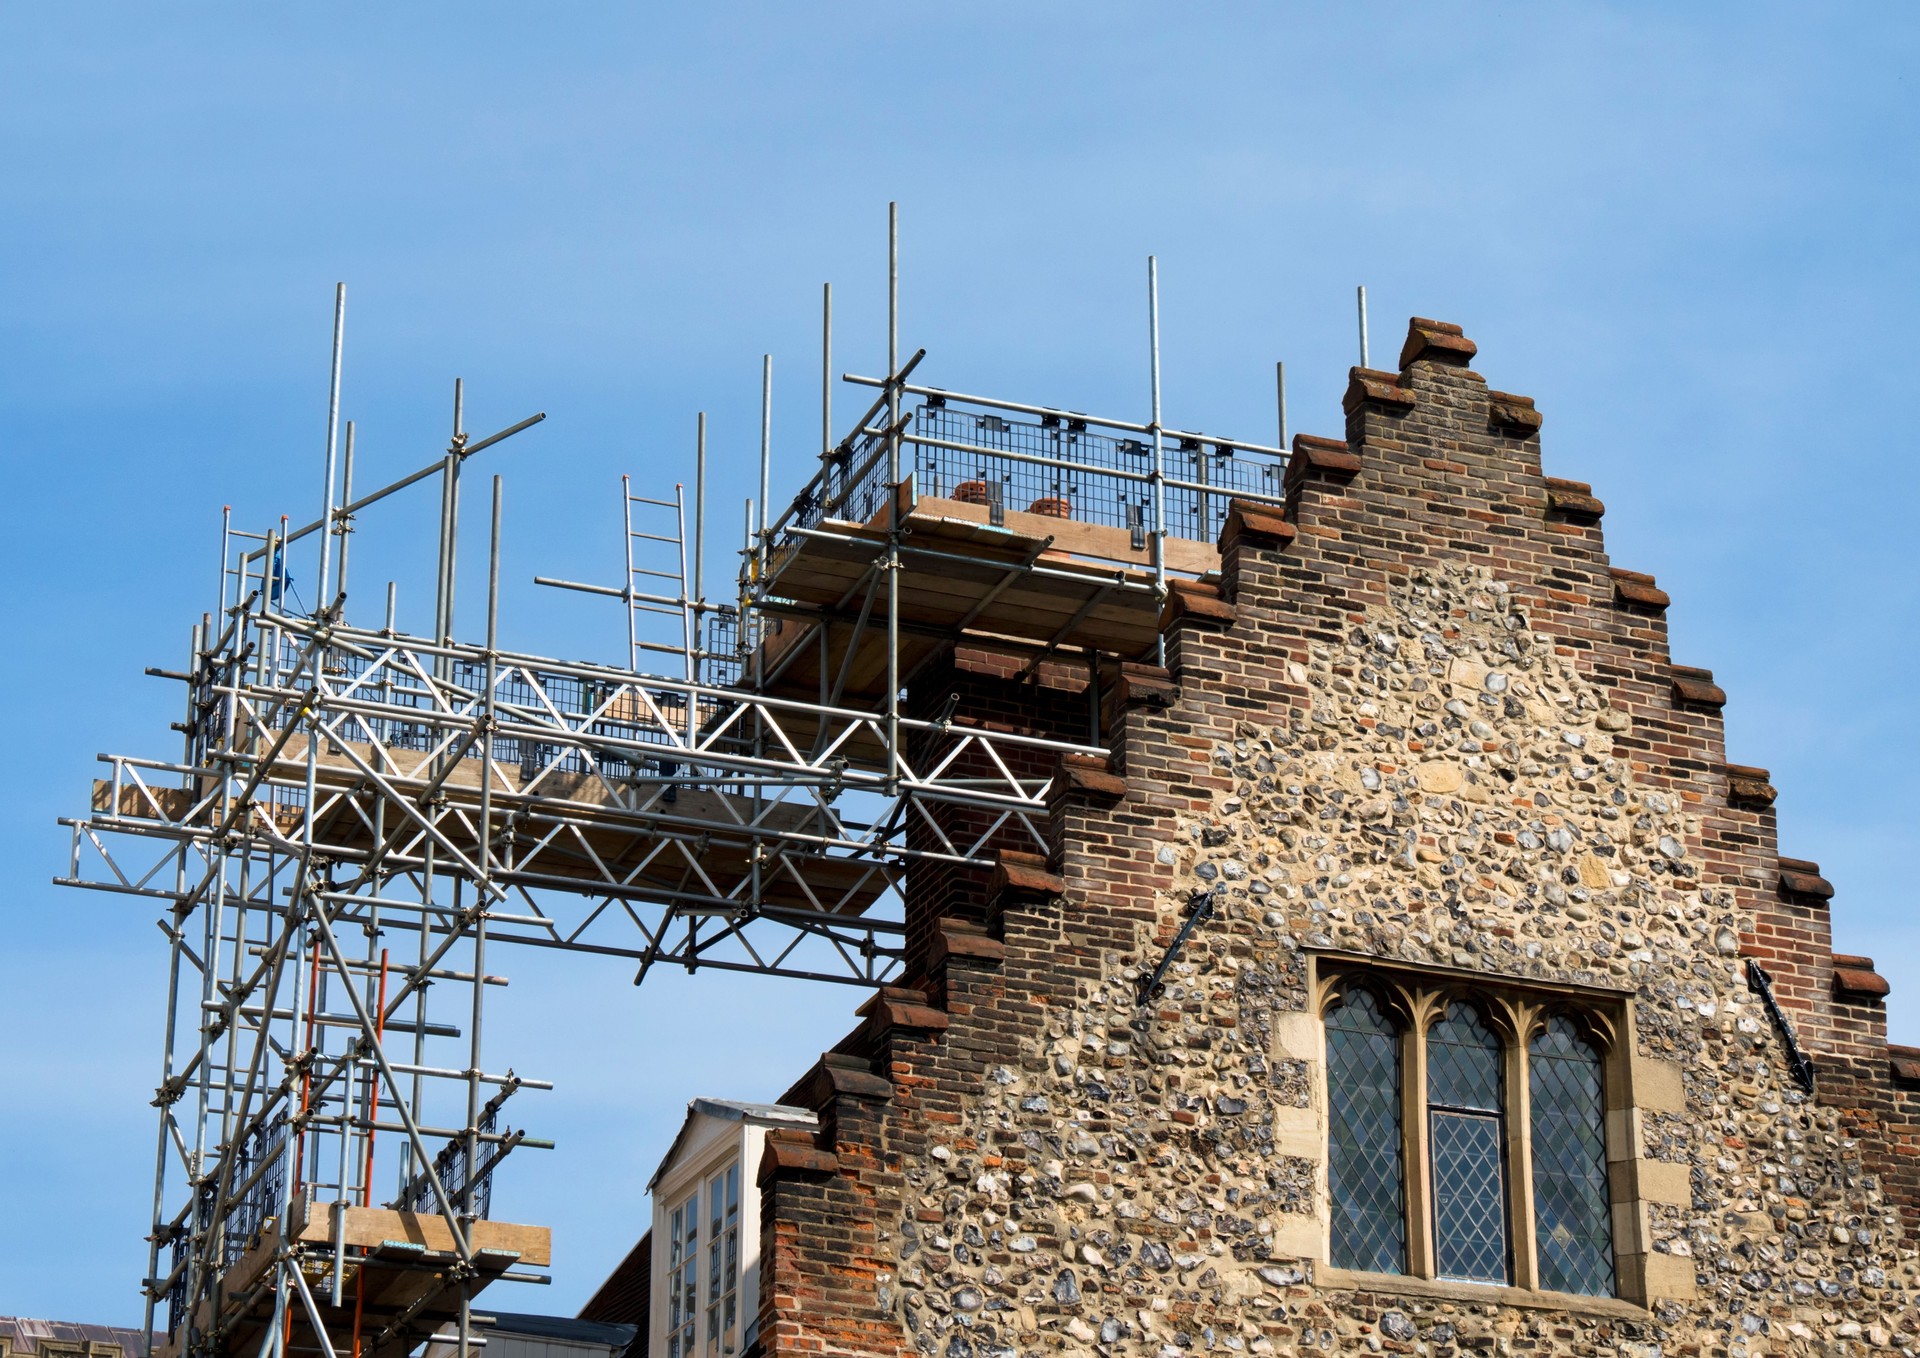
[739,317,1920,1358]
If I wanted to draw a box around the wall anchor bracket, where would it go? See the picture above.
[1748,958,1817,1094]
[1137,888,1218,1007]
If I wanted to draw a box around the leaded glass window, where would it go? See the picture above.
[1327,987,1406,1274]
[1318,970,1628,1298]
[1428,1002,1508,1284]
[1530,1018,1615,1296]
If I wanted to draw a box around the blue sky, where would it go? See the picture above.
[4,1,1918,1324]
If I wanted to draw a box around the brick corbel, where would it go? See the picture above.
[812,1049,897,1102]
[1833,954,1891,1003]
[1109,660,1175,710]
[1054,751,1126,801]
[1725,763,1778,808]
[1891,1045,1920,1085]
[987,850,1066,937]
[1218,498,1295,555]
[1342,366,1416,416]
[1159,577,1235,631]
[929,916,1007,971]
[1543,476,1605,521]
[1282,434,1361,497]
[1399,317,1478,369]
[759,1127,841,1183]
[1610,567,1671,612]
[855,986,950,1044]
[1672,665,1727,709]
[989,850,1064,908]
[1779,857,1836,901]
[1488,390,1544,436]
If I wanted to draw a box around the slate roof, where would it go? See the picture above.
[0,1319,147,1358]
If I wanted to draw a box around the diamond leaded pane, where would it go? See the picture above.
[1326,988,1405,1274]
[1530,1018,1616,1296]
[1428,1003,1502,1111]
[1429,1003,1508,1282]
[1431,1110,1509,1282]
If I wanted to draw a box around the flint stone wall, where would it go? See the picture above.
[750,319,1920,1358]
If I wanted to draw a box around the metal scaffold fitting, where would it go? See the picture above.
[61,216,1298,1358]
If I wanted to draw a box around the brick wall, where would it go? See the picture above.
[744,317,1920,1358]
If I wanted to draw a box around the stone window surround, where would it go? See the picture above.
[1266,951,1695,1314]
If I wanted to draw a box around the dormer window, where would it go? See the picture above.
[609,1098,815,1358]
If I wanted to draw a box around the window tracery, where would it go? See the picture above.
[1318,966,1621,1299]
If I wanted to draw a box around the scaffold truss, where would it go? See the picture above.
[57,219,1293,1358]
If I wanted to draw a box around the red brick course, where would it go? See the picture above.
[741,315,1920,1357]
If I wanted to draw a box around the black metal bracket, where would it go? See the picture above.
[1747,958,1817,1094]
[1137,888,1218,1007]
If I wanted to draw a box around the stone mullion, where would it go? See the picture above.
[1401,992,1436,1279]
[1505,1014,1540,1292]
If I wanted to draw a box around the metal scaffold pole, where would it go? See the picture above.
[1276,361,1288,451]
[759,355,772,579]
[885,202,901,792]
[316,283,346,605]
[695,412,707,636]
[336,421,357,600]
[1148,256,1167,665]
[821,282,832,471]
[64,257,1302,1358]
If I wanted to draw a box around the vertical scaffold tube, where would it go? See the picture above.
[316,283,346,605]
[351,949,389,1358]
[217,504,233,625]
[759,354,772,578]
[1148,256,1167,666]
[821,282,832,473]
[1276,361,1288,452]
[740,494,755,795]
[676,484,694,691]
[336,421,357,605]
[622,474,639,671]
[269,908,310,1358]
[461,478,502,1357]
[142,855,191,1352]
[695,413,707,630]
[481,475,502,879]
[437,378,465,648]
[885,202,901,791]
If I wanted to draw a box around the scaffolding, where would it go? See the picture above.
[57,218,1293,1358]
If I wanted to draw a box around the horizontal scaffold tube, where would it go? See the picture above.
[860,425,1289,507]
[842,372,1288,458]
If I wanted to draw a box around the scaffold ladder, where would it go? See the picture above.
[622,474,695,682]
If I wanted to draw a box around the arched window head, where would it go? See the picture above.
[1326,987,1405,1274]
[1529,1017,1615,1296]
[1429,1002,1502,1111]
[1428,1002,1508,1284]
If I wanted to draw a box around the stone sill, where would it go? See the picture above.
[1317,1267,1650,1320]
